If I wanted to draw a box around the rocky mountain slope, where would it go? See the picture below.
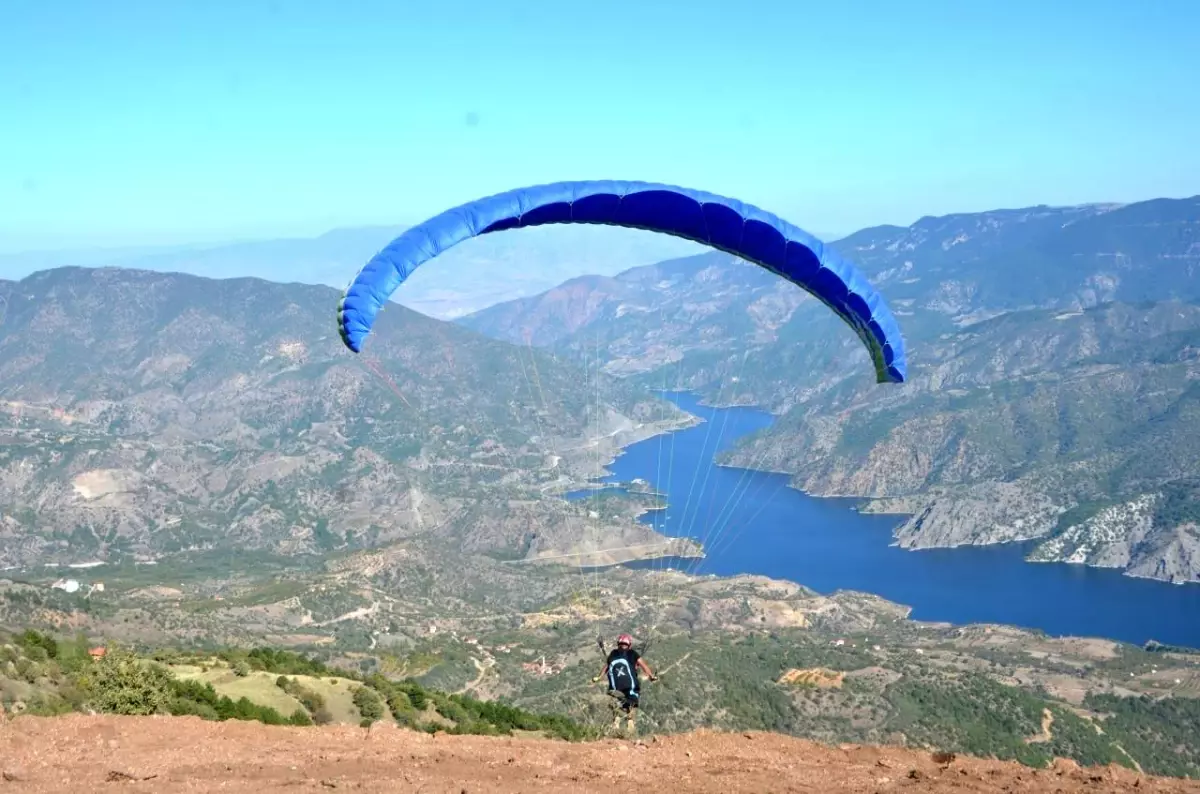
[4,715,1193,793]
[459,250,799,380]
[840,197,1200,315]
[459,195,1200,583]
[0,266,693,569]
[463,195,1200,402]
[725,301,1200,582]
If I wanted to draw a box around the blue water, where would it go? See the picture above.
[566,392,1200,648]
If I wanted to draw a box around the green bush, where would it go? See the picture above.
[158,675,291,726]
[77,647,173,716]
[399,680,428,711]
[17,629,58,660]
[275,676,326,717]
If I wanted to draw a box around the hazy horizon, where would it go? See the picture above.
[0,188,1178,261]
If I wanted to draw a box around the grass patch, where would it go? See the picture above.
[169,664,304,717]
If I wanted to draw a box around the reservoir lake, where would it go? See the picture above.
[567,391,1200,648]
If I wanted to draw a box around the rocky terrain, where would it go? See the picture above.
[3,715,1194,793]
[461,249,802,382]
[0,266,695,570]
[461,195,1200,583]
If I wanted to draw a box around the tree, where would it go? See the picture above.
[353,685,385,724]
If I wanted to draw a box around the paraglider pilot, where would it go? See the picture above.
[593,633,657,736]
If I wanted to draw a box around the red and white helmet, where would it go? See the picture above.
[617,633,633,647]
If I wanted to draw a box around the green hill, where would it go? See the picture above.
[0,628,591,740]
[6,626,1200,778]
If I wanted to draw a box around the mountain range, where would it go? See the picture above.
[461,195,1200,584]
[6,195,1199,584]
[3,203,1200,779]
[0,265,694,570]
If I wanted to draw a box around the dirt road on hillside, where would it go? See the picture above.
[1,715,1195,793]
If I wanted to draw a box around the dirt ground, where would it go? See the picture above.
[2,715,1198,793]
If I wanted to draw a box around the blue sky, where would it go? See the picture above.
[2,0,1198,252]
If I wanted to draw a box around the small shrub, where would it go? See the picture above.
[78,646,172,716]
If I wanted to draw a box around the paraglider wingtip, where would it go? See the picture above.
[339,332,362,354]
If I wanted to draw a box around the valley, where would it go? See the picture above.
[462,196,1200,585]
[3,196,1200,781]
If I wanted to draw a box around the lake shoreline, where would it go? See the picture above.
[704,403,1199,590]
[572,390,1200,649]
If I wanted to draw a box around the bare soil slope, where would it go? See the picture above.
[2,715,1198,793]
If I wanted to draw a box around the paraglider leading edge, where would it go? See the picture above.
[337,180,907,384]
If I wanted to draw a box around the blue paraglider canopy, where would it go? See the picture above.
[338,180,907,384]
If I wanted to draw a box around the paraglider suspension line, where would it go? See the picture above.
[362,356,413,408]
